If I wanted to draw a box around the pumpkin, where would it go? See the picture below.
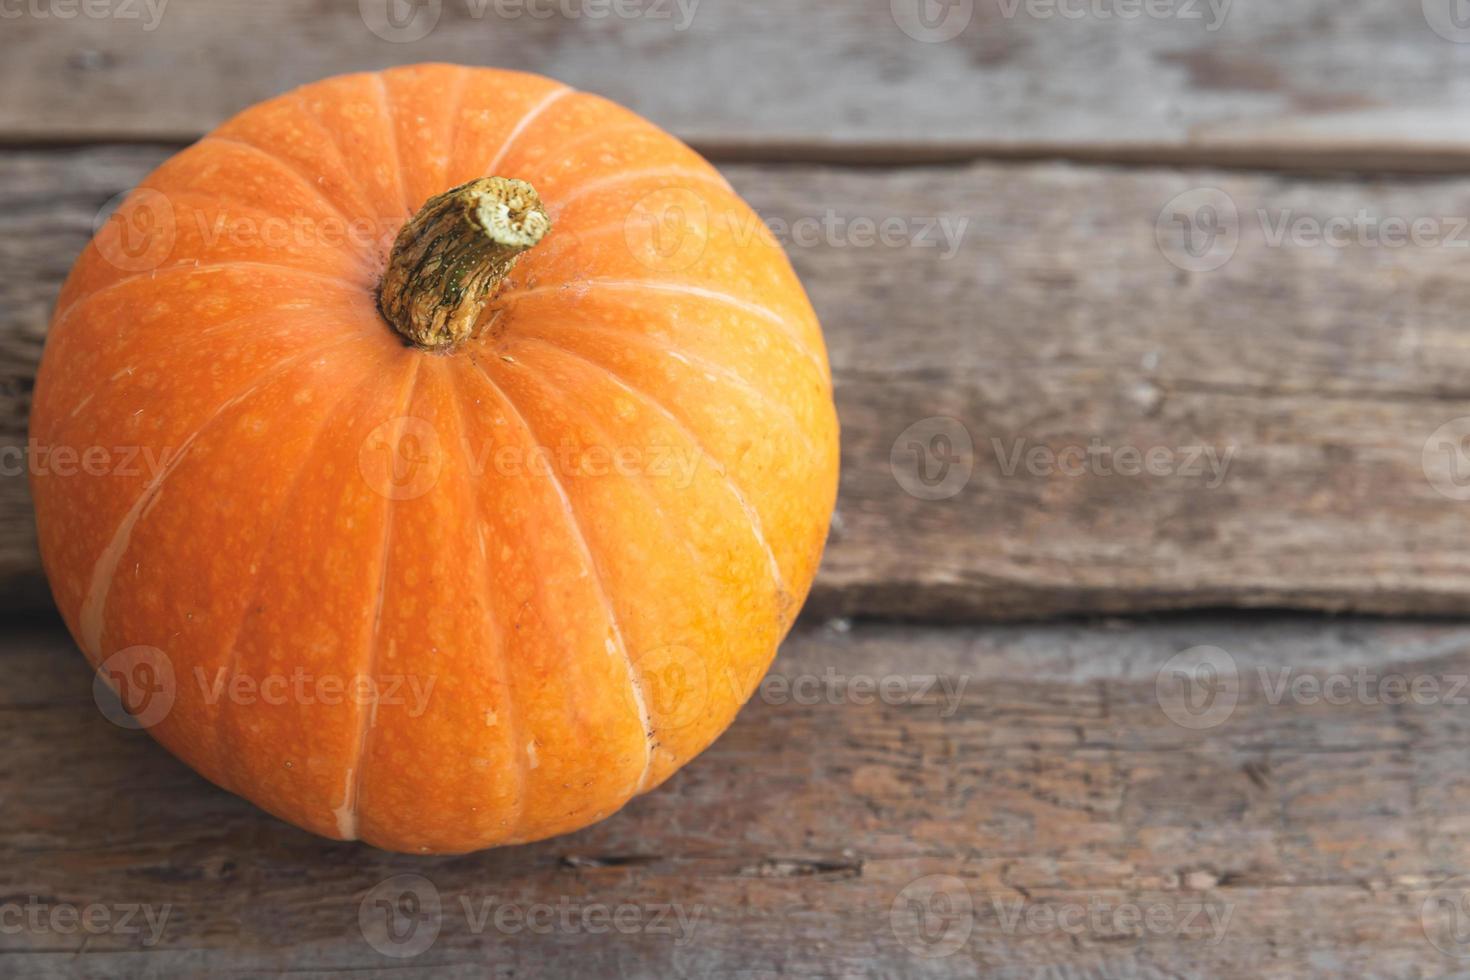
[30,64,839,853]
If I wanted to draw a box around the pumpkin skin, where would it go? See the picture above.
[30,64,839,853]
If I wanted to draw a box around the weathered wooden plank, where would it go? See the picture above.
[4,0,1470,169]
[5,616,1470,976]
[7,146,1470,619]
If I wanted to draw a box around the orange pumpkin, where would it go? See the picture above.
[30,64,839,853]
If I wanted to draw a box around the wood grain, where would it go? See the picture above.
[5,616,1470,976]
[7,146,1470,619]
[5,0,1470,170]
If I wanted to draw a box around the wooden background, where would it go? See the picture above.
[7,0,1470,976]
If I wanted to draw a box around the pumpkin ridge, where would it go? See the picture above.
[494,346,763,792]
[503,278,828,379]
[289,90,384,225]
[78,331,379,661]
[51,301,350,441]
[209,358,388,799]
[435,67,473,198]
[341,356,425,841]
[373,74,413,220]
[446,360,530,843]
[482,85,574,177]
[149,301,365,363]
[53,263,370,334]
[546,167,733,219]
[463,351,656,798]
[528,121,661,180]
[508,317,819,457]
[199,135,377,267]
[514,335,790,610]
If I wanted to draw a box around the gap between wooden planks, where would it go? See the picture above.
[3,616,1470,975]
[6,0,1470,173]
[7,146,1470,619]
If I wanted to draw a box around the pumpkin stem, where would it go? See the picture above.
[378,176,550,349]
